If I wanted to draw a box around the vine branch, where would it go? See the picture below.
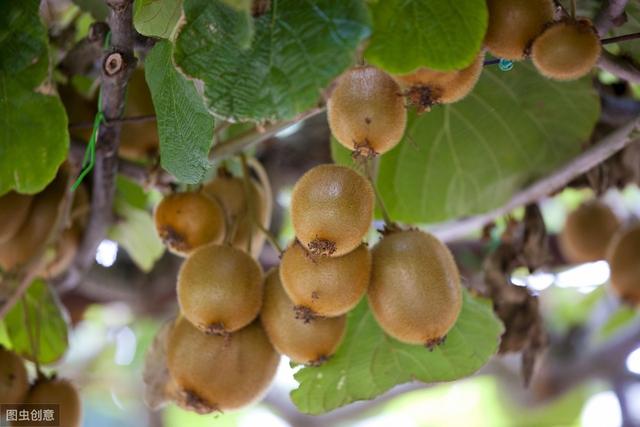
[431,117,640,242]
[55,0,137,292]
[594,0,629,36]
[209,107,325,161]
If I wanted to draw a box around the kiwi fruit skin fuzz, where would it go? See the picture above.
[484,0,555,60]
[328,66,407,156]
[167,317,279,413]
[154,191,226,256]
[280,241,371,319]
[201,172,271,258]
[395,52,485,112]
[607,224,640,305]
[261,268,347,364]
[290,164,374,257]
[368,229,462,347]
[531,19,601,81]
[0,347,29,404]
[0,170,67,272]
[177,244,263,335]
[559,200,620,264]
[25,378,82,427]
[0,192,33,244]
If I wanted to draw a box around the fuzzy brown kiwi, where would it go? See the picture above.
[154,191,226,256]
[368,229,462,348]
[290,164,374,257]
[531,19,601,81]
[261,268,347,365]
[0,347,29,404]
[119,68,159,161]
[559,200,620,264]
[484,0,554,60]
[0,191,33,244]
[177,244,263,335]
[395,52,485,112]
[167,317,279,413]
[607,224,640,305]
[25,378,82,427]
[42,185,90,278]
[328,66,407,156]
[280,241,371,320]
[201,168,271,258]
[0,170,67,272]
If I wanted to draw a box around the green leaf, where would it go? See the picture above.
[0,1,47,75]
[0,75,69,195]
[596,304,639,342]
[108,199,165,272]
[291,289,504,414]
[116,175,149,210]
[374,62,599,223]
[4,279,69,364]
[364,0,488,73]
[145,40,215,184]
[174,0,370,122]
[134,0,183,39]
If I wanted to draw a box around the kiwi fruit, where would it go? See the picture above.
[328,66,407,156]
[290,164,374,257]
[368,229,462,347]
[201,170,271,258]
[177,244,263,335]
[607,224,640,305]
[0,170,67,272]
[280,241,371,320]
[42,185,90,278]
[119,68,159,161]
[261,268,347,364]
[484,0,555,60]
[559,200,620,264]
[0,191,33,244]
[167,317,279,413]
[24,378,82,427]
[154,191,226,256]
[395,52,485,112]
[531,19,601,81]
[0,347,29,404]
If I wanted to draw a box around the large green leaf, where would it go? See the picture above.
[145,41,215,183]
[0,0,47,75]
[3,279,69,364]
[356,62,598,223]
[134,0,183,39]
[174,0,370,122]
[0,74,69,195]
[291,289,504,414]
[364,0,488,73]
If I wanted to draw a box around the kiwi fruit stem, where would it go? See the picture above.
[240,154,281,254]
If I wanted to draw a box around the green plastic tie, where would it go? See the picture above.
[71,31,111,192]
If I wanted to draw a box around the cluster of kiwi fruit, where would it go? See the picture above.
[559,199,640,305]
[330,0,602,126]
[152,155,463,413]
[153,163,280,413]
[285,164,462,348]
[0,347,81,427]
[0,165,89,278]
